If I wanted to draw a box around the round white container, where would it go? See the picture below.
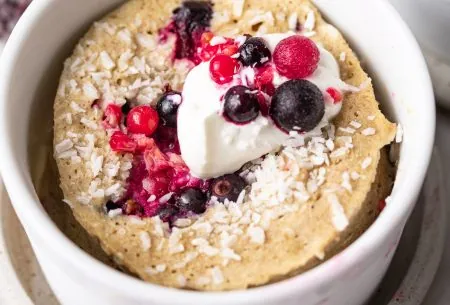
[0,0,435,305]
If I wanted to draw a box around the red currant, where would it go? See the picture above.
[126,105,159,136]
[273,35,320,79]
[209,55,240,84]
[255,65,275,96]
[326,87,343,103]
[102,104,122,129]
[109,131,137,153]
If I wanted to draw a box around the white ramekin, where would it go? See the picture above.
[0,0,435,304]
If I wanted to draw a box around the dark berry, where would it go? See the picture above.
[170,1,213,60]
[210,174,247,203]
[156,92,182,127]
[104,200,121,213]
[121,100,132,115]
[270,79,324,132]
[158,204,179,222]
[176,188,207,214]
[126,105,159,136]
[273,35,320,78]
[209,55,240,84]
[223,86,260,124]
[238,37,272,67]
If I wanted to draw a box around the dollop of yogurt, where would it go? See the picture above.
[178,33,348,179]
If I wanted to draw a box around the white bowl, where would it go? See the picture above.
[0,0,435,304]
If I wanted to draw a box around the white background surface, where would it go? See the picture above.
[422,111,450,305]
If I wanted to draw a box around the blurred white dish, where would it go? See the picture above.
[390,0,450,107]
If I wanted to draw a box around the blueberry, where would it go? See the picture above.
[270,79,324,132]
[176,188,208,214]
[223,86,260,124]
[210,174,247,203]
[238,37,272,67]
[158,204,179,223]
[156,91,182,127]
[104,200,122,213]
[172,1,213,59]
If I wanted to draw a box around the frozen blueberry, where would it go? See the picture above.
[156,91,182,127]
[270,79,324,132]
[176,188,208,214]
[238,37,272,67]
[210,174,247,203]
[223,85,260,124]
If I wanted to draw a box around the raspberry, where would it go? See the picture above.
[109,131,137,153]
[273,35,320,79]
[326,87,343,103]
[255,65,276,96]
[126,105,159,136]
[209,55,240,84]
[102,104,122,129]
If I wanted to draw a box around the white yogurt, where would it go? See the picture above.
[178,33,347,179]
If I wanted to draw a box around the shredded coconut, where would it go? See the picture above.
[288,12,298,31]
[361,157,372,169]
[247,226,265,245]
[328,193,349,231]
[232,0,245,18]
[139,231,151,251]
[362,128,376,136]
[108,208,122,218]
[211,267,224,285]
[303,10,315,31]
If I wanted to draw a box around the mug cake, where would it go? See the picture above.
[53,0,397,291]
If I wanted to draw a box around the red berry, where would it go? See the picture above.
[326,87,343,103]
[126,105,159,136]
[102,104,122,129]
[273,35,320,79]
[201,31,214,45]
[109,131,137,153]
[378,199,386,212]
[255,65,276,96]
[209,55,240,84]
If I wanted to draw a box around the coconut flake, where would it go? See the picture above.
[100,51,115,70]
[211,267,224,285]
[247,226,265,245]
[55,139,74,154]
[288,12,298,31]
[108,208,122,218]
[139,231,152,251]
[362,128,376,136]
[328,193,349,231]
[80,118,98,130]
[304,10,315,31]
[232,0,245,18]
[361,157,372,169]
